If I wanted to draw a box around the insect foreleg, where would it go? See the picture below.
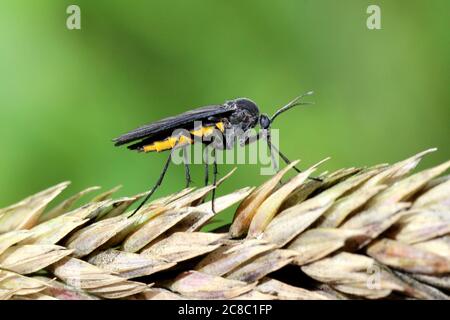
[265,137,298,172]
[266,138,322,182]
[243,129,265,146]
[266,134,280,174]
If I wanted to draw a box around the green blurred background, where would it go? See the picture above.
[0,1,449,222]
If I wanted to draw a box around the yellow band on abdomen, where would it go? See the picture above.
[142,121,224,153]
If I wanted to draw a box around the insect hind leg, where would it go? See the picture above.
[183,147,192,188]
[132,152,173,215]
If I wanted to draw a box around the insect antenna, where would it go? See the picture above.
[270,91,314,123]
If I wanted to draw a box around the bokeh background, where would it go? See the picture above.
[0,1,449,224]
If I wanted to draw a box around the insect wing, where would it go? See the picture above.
[113,104,233,146]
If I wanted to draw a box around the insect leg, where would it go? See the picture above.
[132,152,173,215]
[243,129,264,145]
[266,134,279,174]
[267,138,294,172]
[204,147,209,186]
[183,147,191,188]
[211,147,218,213]
[266,137,323,182]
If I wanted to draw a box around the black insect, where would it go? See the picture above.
[113,91,317,214]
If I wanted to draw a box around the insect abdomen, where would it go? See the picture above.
[142,122,225,152]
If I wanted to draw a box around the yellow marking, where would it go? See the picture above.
[142,122,224,153]
[190,127,202,137]
[191,126,213,137]
[178,135,192,145]
[215,122,225,132]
